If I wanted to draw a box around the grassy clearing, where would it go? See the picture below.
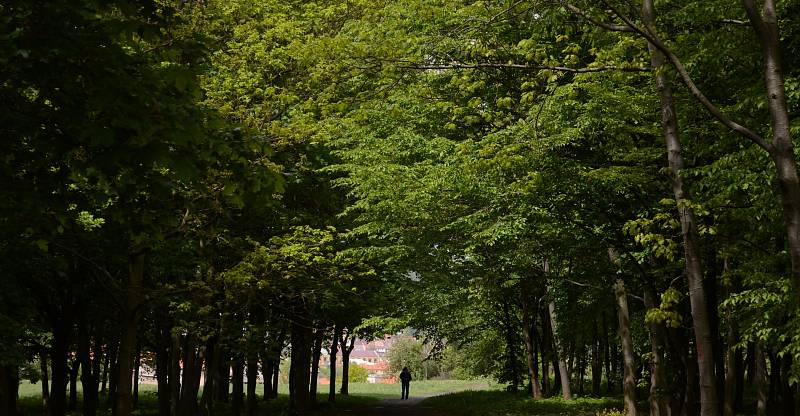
[17,379,490,415]
[421,390,625,416]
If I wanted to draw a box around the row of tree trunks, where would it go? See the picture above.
[328,324,341,402]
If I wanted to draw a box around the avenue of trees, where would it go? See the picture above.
[3,1,800,416]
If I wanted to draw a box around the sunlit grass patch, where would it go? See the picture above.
[421,390,624,416]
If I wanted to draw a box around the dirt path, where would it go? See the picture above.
[341,396,451,416]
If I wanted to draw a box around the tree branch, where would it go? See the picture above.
[400,62,649,73]
[584,0,772,152]
[560,1,635,32]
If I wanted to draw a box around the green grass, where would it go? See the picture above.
[421,390,625,416]
[17,379,490,415]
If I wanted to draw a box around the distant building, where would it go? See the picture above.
[319,335,404,384]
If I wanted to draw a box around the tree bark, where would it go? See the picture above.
[50,318,69,416]
[591,320,602,397]
[0,365,19,416]
[741,0,800,301]
[548,298,572,400]
[339,333,355,395]
[502,298,521,392]
[723,263,740,416]
[290,323,314,412]
[156,324,171,416]
[68,357,79,411]
[40,352,50,412]
[246,349,259,416]
[645,290,669,416]
[521,287,543,398]
[309,328,324,403]
[79,319,100,416]
[755,342,767,416]
[640,2,720,414]
[169,333,181,415]
[115,253,145,416]
[133,344,141,409]
[614,280,637,416]
[328,324,341,402]
[232,358,244,416]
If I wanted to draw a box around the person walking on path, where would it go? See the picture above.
[399,367,412,399]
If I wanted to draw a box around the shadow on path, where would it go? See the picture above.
[342,396,451,416]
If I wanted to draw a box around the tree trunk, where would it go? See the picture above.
[232,358,244,416]
[68,357,79,411]
[591,321,602,397]
[614,280,637,416]
[262,356,273,402]
[0,365,19,416]
[50,319,69,416]
[755,342,767,416]
[177,337,202,416]
[156,325,171,416]
[723,263,740,416]
[115,253,145,416]
[79,320,100,416]
[40,352,50,412]
[200,338,219,415]
[502,299,521,392]
[645,290,669,416]
[246,350,258,416]
[548,298,572,400]
[603,313,614,394]
[641,2,719,414]
[133,344,141,409]
[328,324,340,402]
[169,333,181,415]
[740,0,800,302]
[309,329,324,403]
[521,278,543,398]
[290,323,314,412]
[339,334,355,395]
[107,337,119,407]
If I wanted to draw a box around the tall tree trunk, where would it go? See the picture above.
[740,0,800,301]
[755,342,767,416]
[641,2,719,414]
[50,319,69,416]
[645,290,669,416]
[79,320,100,416]
[107,337,119,407]
[115,253,145,416]
[0,365,18,416]
[178,337,202,416]
[309,329,324,404]
[232,358,244,416]
[40,352,50,412]
[262,356,273,402]
[339,334,355,395]
[290,323,313,412]
[0,365,19,416]
[101,347,110,396]
[133,344,141,409]
[156,324,171,416]
[603,313,614,394]
[548,297,572,400]
[591,321,602,397]
[538,310,551,395]
[502,299,521,392]
[246,350,258,416]
[200,337,219,415]
[169,334,182,415]
[723,263,740,416]
[614,280,637,416]
[521,278,543,398]
[68,357,79,411]
[328,324,340,403]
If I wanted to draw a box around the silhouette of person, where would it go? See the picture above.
[399,367,412,399]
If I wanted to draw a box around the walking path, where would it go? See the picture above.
[342,396,450,416]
